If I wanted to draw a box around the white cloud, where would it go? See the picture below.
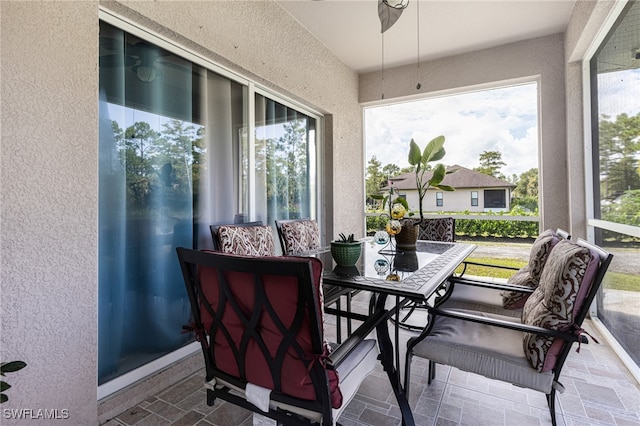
[597,69,640,118]
[365,83,539,177]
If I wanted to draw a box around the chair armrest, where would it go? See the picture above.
[323,284,351,306]
[328,308,387,368]
[458,260,521,277]
[427,307,581,342]
[447,276,535,294]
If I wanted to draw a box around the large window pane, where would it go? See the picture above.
[254,94,317,228]
[590,1,640,371]
[591,1,640,226]
[364,83,539,216]
[98,21,246,385]
[595,229,640,366]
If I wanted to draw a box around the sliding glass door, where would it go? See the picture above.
[254,93,318,228]
[98,18,321,394]
[98,20,247,387]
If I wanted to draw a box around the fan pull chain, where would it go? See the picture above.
[416,0,421,90]
[381,33,385,99]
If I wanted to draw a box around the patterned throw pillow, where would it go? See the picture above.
[280,220,321,254]
[418,218,455,242]
[217,225,275,256]
[521,240,599,372]
[501,229,560,309]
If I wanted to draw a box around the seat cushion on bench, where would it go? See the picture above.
[440,284,522,318]
[411,310,554,393]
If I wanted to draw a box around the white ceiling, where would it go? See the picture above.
[278,0,577,74]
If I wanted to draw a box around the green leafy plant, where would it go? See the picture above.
[1,360,27,403]
[336,233,356,243]
[408,135,456,221]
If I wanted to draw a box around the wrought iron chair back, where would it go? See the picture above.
[176,249,379,425]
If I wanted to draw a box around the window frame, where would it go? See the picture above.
[582,0,640,382]
[471,191,479,207]
[483,189,506,209]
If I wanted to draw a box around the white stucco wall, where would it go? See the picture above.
[359,34,569,232]
[396,188,509,214]
[1,1,361,423]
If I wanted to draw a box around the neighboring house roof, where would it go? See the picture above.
[385,165,516,191]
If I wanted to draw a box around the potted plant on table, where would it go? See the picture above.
[408,135,455,222]
[376,135,455,249]
[330,233,363,267]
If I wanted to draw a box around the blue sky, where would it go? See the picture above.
[365,69,640,178]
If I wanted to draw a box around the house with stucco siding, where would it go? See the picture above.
[387,165,516,213]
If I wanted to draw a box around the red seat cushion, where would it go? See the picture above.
[198,254,343,407]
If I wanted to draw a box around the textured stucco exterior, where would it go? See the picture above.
[1,2,100,424]
[359,34,569,232]
[0,0,623,424]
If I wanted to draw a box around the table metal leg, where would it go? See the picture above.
[374,293,414,426]
[335,298,342,344]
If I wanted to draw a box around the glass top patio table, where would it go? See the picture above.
[311,238,476,300]
[301,237,475,426]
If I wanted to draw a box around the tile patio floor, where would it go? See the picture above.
[104,291,640,426]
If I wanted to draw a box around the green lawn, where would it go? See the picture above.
[455,257,526,279]
[604,271,640,292]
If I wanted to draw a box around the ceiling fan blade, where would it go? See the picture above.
[378,0,404,33]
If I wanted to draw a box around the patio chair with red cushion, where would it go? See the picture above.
[176,248,380,425]
[275,218,357,342]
